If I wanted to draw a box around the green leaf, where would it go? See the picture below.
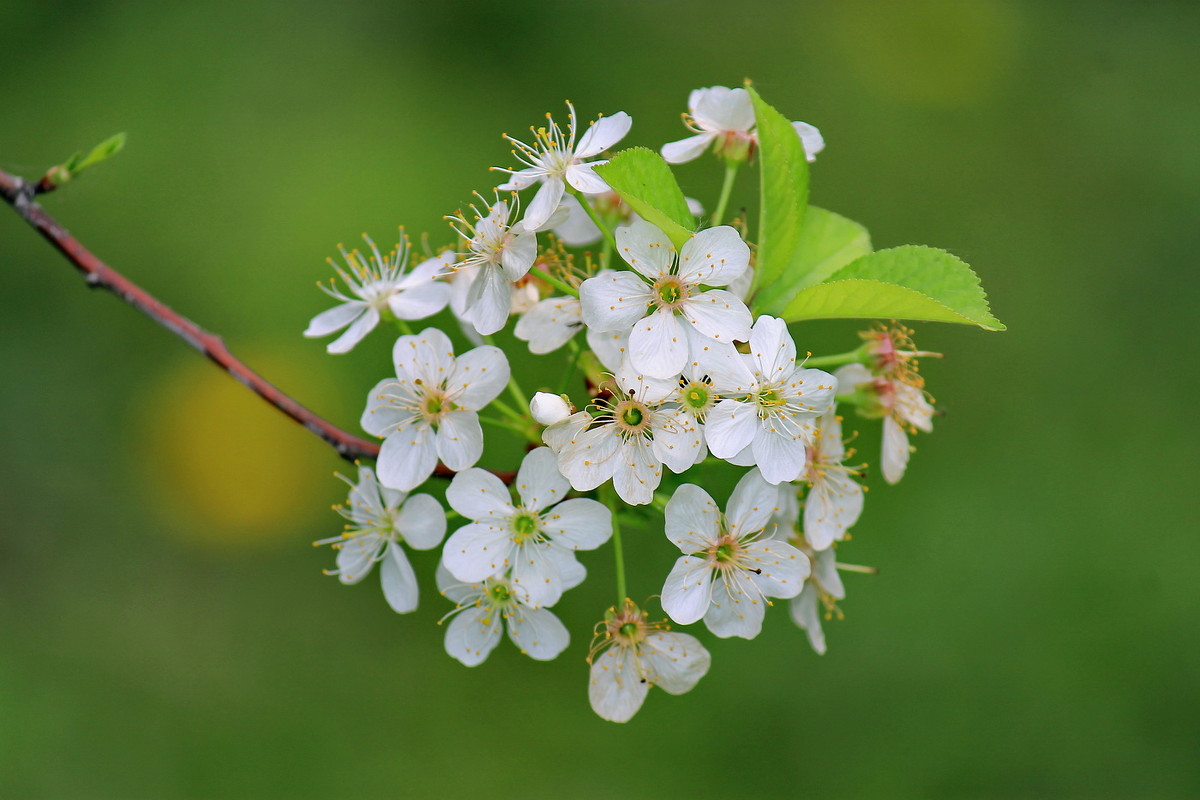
[593,147,694,249]
[754,206,872,314]
[747,86,809,296]
[51,133,128,188]
[780,245,1005,331]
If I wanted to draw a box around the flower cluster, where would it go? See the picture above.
[305,85,970,723]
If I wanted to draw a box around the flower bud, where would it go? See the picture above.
[530,392,571,425]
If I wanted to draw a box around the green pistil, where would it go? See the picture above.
[757,389,785,409]
[488,584,512,604]
[658,283,681,305]
[512,513,539,542]
[620,622,639,639]
[683,383,709,410]
[622,406,644,427]
[425,396,444,416]
[715,543,736,563]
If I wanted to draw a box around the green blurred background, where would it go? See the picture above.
[2,1,1197,797]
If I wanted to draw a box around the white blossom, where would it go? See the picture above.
[529,392,572,426]
[361,328,509,491]
[514,295,583,354]
[789,544,846,655]
[588,600,710,723]
[704,316,839,484]
[314,465,446,613]
[835,363,934,485]
[442,447,611,608]
[447,199,544,336]
[660,470,809,639]
[436,561,573,666]
[496,103,632,231]
[662,85,824,165]
[802,413,864,550]
[542,368,702,505]
[580,219,752,379]
[304,233,451,354]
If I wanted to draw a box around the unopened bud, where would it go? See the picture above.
[530,392,571,425]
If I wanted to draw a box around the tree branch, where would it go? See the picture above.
[0,166,513,482]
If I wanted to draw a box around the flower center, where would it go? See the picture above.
[487,583,513,605]
[754,387,787,413]
[511,512,541,543]
[653,277,687,311]
[680,381,711,413]
[613,399,652,437]
[609,614,647,646]
[706,534,746,573]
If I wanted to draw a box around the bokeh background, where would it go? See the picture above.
[2,1,1197,797]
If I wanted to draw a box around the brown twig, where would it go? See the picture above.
[0,165,514,483]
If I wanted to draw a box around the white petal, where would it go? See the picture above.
[392,328,456,386]
[501,231,538,280]
[588,646,648,723]
[335,533,384,584]
[555,425,621,491]
[751,423,808,485]
[446,345,510,410]
[496,167,541,192]
[579,271,652,333]
[515,447,571,512]
[436,411,485,472]
[444,605,502,666]
[565,162,611,194]
[704,399,758,459]
[541,498,612,550]
[641,632,711,695]
[748,316,797,383]
[682,289,752,345]
[376,427,438,491]
[552,193,604,246]
[514,297,583,354]
[615,366,678,406]
[395,492,447,550]
[661,132,715,164]
[464,265,512,336]
[388,281,451,321]
[379,542,420,613]
[704,572,766,639]
[509,542,570,608]
[804,471,863,550]
[445,468,513,520]
[615,219,675,279]
[664,484,721,552]
[834,362,873,392]
[677,226,750,286]
[585,327,630,373]
[506,605,570,660]
[542,410,592,454]
[694,86,754,132]
[611,439,662,506]
[725,468,779,537]
[789,585,826,654]
[661,556,714,625]
[629,310,689,379]
[574,111,632,158]
[522,179,565,232]
[881,415,911,485]
[435,559,482,605]
[745,538,809,599]
[325,306,379,354]
[441,521,512,582]
[792,120,825,162]
[304,302,363,338]
[651,409,704,474]
[814,548,846,600]
[694,344,755,394]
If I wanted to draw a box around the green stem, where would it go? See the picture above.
[479,414,538,442]
[711,161,740,226]
[805,347,867,369]
[556,338,584,394]
[529,266,579,298]
[481,334,533,416]
[569,188,617,250]
[602,486,627,603]
[487,396,525,423]
[391,318,415,336]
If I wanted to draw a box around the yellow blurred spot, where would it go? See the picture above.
[826,0,1021,105]
[134,345,343,550]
